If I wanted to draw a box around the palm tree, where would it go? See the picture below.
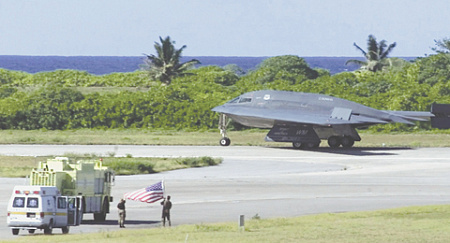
[346,35,396,72]
[432,38,450,54]
[142,36,200,85]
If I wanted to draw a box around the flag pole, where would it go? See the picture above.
[162,180,165,198]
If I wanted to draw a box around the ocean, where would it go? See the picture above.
[0,55,399,75]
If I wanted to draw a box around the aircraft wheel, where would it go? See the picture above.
[12,229,19,235]
[220,137,231,146]
[341,136,355,148]
[292,142,302,149]
[328,136,341,148]
[28,229,35,234]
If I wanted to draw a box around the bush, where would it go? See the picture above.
[102,156,221,175]
[0,54,448,132]
[178,157,222,167]
[103,159,155,175]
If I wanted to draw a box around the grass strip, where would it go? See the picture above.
[0,156,222,178]
[0,129,448,147]
[4,205,450,243]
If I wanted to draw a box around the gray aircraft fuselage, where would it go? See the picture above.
[212,90,433,148]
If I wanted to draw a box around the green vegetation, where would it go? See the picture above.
[0,37,449,133]
[4,205,450,243]
[432,37,450,54]
[0,155,222,178]
[142,36,200,85]
[0,156,36,178]
[102,156,221,175]
[346,34,397,72]
[0,129,448,147]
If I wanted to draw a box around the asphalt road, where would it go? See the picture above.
[1,145,450,239]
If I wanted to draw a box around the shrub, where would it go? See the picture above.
[178,157,222,167]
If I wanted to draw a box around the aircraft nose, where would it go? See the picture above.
[211,105,225,112]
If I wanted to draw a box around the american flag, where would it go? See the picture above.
[124,181,164,203]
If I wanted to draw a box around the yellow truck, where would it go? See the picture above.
[29,157,115,221]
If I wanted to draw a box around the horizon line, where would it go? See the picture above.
[0,55,422,58]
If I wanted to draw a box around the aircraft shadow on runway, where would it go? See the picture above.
[82,219,160,226]
[271,146,412,156]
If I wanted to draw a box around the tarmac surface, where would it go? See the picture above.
[1,145,450,239]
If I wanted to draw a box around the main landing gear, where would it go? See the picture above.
[291,136,355,149]
[218,114,231,146]
[292,141,321,149]
[327,136,355,148]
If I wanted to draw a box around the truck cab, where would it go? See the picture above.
[7,185,83,235]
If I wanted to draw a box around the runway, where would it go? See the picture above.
[1,145,450,239]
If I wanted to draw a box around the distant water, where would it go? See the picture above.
[0,55,412,75]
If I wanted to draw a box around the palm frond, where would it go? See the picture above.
[353,42,367,56]
[378,40,387,57]
[345,59,367,66]
[177,59,201,72]
[380,42,396,59]
[432,38,450,53]
[367,35,379,61]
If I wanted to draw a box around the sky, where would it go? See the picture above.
[0,0,449,57]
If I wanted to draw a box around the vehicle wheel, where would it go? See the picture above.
[81,197,86,223]
[94,211,106,221]
[305,142,320,149]
[292,142,302,149]
[62,226,70,234]
[44,220,53,235]
[12,229,19,235]
[328,136,341,148]
[28,229,35,234]
[341,136,355,148]
[220,137,231,146]
[94,200,108,222]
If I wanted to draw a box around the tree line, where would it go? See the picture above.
[0,36,448,132]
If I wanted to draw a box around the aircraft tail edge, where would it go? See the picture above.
[431,103,450,129]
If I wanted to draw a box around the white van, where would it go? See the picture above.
[7,185,83,235]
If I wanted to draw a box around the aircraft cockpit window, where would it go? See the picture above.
[239,97,252,103]
[228,97,240,104]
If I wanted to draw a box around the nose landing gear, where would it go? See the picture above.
[218,114,231,146]
[220,137,231,146]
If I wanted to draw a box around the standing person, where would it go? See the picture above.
[117,199,126,228]
[161,195,172,227]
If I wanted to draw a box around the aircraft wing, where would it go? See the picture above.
[213,106,390,126]
[384,111,433,122]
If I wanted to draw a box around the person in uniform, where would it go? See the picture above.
[117,199,126,228]
[161,195,172,227]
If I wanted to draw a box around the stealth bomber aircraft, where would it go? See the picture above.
[212,90,441,148]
